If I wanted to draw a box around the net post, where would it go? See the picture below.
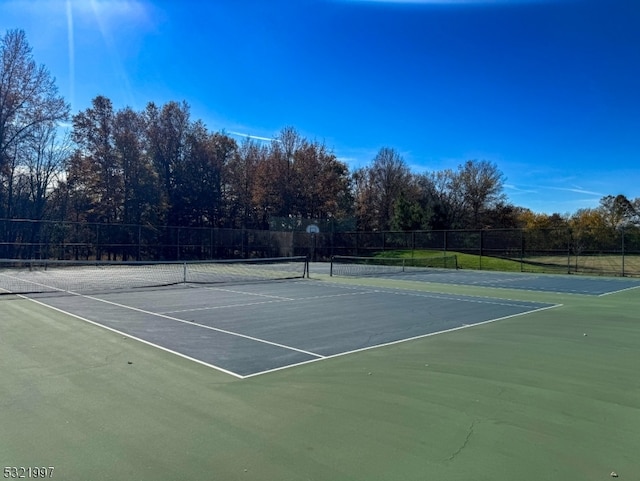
[330,256,334,276]
[183,262,187,284]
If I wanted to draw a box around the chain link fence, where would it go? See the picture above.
[2,218,639,277]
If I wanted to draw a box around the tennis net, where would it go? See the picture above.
[330,255,458,277]
[0,256,308,296]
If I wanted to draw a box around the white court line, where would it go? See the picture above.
[202,286,295,301]
[162,298,292,314]
[598,283,640,297]
[242,303,564,379]
[283,291,374,301]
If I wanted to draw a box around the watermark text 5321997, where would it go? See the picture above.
[3,467,54,478]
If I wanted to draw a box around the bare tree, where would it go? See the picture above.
[424,169,467,229]
[632,198,640,226]
[0,29,69,216]
[23,123,72,219]
[355,147,412,230]
[598,194,636,228]
[456,160,506,228]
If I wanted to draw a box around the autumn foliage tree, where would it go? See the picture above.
[70,96,121,223]
[227,138,264,229]
[252,127,352,228]
[113,106,162,226]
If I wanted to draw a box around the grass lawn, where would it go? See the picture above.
[377,249,640,276]
[377,249,538,272]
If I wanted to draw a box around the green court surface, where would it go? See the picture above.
[1,271,639,481]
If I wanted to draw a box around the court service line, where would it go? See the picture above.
[78,293,326,359]
[295,291,373,301]
[165,290,376,314]
[161,297,293,314]
[202,286,295,301]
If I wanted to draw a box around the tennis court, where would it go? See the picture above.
[327,256,640,295]
[22,277,555,378]
[3,258,639,481]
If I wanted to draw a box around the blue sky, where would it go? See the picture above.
[2,0,639,214]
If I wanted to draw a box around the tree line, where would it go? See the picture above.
[1,29,639,236]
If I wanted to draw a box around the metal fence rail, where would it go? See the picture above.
[1,219,638,277]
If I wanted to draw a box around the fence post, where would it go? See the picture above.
[567,229,572,274]
[330,229,334,259]
[412,231,415,258]
[479,229,483,270]
[177,227,181,260]
[443,230,447,256]
[96,223,100,260]
[621,226,625,277]
[520,228,524,272]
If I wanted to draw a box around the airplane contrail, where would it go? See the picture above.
[228,131,279,142]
